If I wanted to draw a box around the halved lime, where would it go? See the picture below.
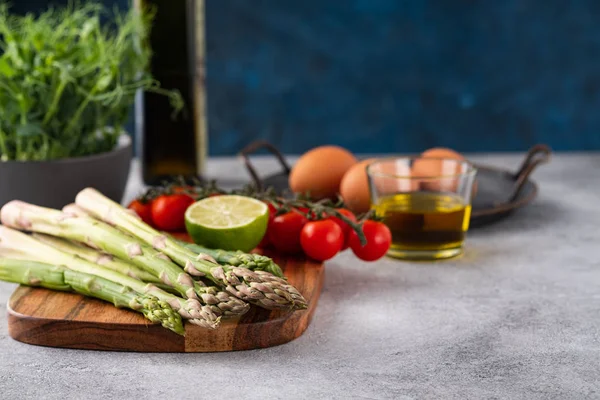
[185,195,269,252]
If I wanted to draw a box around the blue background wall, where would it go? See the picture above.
[13,0,600,154]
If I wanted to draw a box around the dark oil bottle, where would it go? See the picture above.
[134,0,207,185]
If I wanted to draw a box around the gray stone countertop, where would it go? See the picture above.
[1,153,599,399]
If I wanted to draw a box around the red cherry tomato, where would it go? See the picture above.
[349,220,392,261]
[128,199,154,226]
[151,194,195,231]
[300,220,344,261]
[328,208,357,250]
[269,211,307,254]
[257,203,277,249]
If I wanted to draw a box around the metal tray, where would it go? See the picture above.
[239,141,551,228]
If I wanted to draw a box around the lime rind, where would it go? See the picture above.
[185,195,269,252]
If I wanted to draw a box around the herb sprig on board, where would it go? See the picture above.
[0,2,182,161]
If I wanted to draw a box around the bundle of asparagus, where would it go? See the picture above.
[0,201,250,318]
[0,189,308,337]
[0,226,219,329]
[75,188,308,310]
[63,203,285,278]
[0,258,185,335]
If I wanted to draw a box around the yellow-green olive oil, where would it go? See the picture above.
[372,192,471,253]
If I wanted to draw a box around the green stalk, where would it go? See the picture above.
[63,269,184,335]
[42,77,68,125]
[0,258,70,292]
[176,239,285,278]
[2,201,197,297]
[0,201,248,318]
[0,128,8,158]
[33,233,161,284]
[64,87,96,135]
[76,188,308,310]
[15,137,22,160]
[0,258,184,335]
[0,226,220,329]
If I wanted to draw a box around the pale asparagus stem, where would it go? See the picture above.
[33,233,161,284]
[0,258,185,335]
[0,201,248,317]
[0,227,220,329]
[75,188,308,310]
[62,204,91,217]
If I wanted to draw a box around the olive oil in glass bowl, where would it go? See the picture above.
[367,158,477,260]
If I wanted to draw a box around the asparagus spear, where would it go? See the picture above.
[62,203,92,217]
[176,240,285,278]
[0,226,220,329]
[33,233,162,284]
[76,188,308,310]
[0,257,185,335]
[0,202,249,318]
[33,233,179,294]
[63,205,186,294]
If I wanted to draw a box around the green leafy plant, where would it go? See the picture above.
[0,2,182,161]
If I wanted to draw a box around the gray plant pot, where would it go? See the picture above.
[0,135,132,209]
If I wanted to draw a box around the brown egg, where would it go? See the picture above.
[340,158,420,214]
[413,147,477,195]
[339,158,377,214]
[289,146,358,200]
[371,160,420,194]
[421,147,465,161]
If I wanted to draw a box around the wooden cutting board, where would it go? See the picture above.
[6,254,324,352]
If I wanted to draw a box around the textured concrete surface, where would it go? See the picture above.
[0,153,599,399]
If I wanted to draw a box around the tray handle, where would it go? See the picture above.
[509,144,552,202]
[239,140,291,189]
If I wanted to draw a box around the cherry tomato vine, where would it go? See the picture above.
[134,176,381,246]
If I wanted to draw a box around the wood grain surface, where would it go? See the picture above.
[7,254,324,352]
